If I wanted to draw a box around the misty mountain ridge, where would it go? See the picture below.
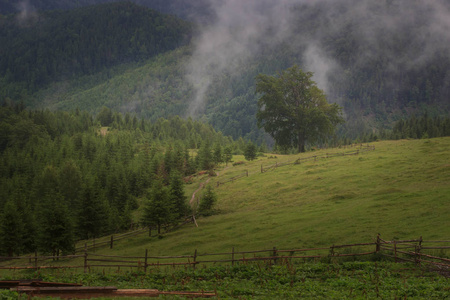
[1,0,449,142]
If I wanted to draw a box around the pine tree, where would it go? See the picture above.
[244,142,258,161]
[37,192,75,256]
[76,178,107,239]
[0,200,24,256]
[169,171,189,219]
[223,146,233,166]
[213,142,223,165]
[141,179,175,234]
[198,185,217,214]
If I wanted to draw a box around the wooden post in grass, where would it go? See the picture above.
[232,247,235,266]
[144,249,148,273]
[376,234,381,253]
[394,241,397,263]
[416,236,423,266]
[110,235,114,249]
[34,251,38,271]
[193,249,197,270]
[84,244,88,273]
[272,247,278,265]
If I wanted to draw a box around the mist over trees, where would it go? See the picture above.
[1,1,449,143]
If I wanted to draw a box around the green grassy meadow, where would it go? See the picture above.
[76,137,450,258]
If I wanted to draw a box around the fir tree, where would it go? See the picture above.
[0,200,24,256]
[169,171,189,219]
[141,179,175,234]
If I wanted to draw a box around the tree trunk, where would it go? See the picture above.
[298,133,306,153]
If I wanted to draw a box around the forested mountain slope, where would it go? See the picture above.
[0,2,192,102]
[1,1,450,144]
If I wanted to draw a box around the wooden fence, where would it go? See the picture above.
[261,144,375,173]
[73,227,148,253]
[216,171,248,187]
[2,236,449,273]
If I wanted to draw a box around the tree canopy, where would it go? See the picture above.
[256,65,344,152]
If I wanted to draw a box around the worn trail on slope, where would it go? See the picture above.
[189,167,230,206]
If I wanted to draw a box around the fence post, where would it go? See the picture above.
[193,249,197,270]
[110,235,114,249]
[84,243,88,273]
[272,247,278,265]
[376,234,381,253]
[144,249,148,273]
[416,236,423,266]
[394,241,397,263]
[232,247,235,267]
[34,251,38,271]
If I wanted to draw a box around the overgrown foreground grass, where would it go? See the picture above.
[1,261,449,299]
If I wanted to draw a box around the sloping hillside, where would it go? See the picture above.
[90,138,450,256]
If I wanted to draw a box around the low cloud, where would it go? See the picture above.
[184,0,450,115]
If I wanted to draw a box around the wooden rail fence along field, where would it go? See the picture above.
[261,144,375,173]
[1,235,449,274]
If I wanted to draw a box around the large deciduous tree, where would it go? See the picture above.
[256,65,344,152]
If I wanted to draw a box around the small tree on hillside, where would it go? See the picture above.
[213,142,223,165]
[244,142,258,161]
[223,146,233,166]
[198,185,217,214]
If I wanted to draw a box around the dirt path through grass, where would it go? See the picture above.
[189,166,230,206]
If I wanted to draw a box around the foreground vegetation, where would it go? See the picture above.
[1,261,449,299]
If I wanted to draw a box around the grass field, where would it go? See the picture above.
[136,138,449,256]
[53,137,450,257]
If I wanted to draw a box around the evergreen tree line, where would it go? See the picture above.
[355,113,450,143]
[0,103,239,257]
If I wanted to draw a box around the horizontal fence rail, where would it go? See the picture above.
[261,144,375,173]
[216,171,248,187]
[1,236,449,273]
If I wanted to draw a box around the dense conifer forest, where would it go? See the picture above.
[0,103,240,256]
[0,2,192,101]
